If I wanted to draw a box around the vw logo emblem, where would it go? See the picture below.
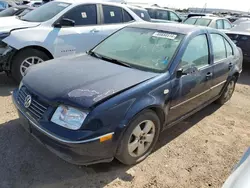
[24,95,32,108]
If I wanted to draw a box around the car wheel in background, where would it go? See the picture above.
[11,48,50,83]
[116,110,161,165]
[216,76,236,105]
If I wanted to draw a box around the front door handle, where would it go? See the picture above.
[206,72,213,80]
[229,63,233,70]
[90,28,99,33]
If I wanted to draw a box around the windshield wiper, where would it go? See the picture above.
[87,51,132,68]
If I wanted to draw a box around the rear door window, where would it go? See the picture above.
[224,20,232,29]
[63,4,97,26]
[103,5,123,24]
[155,10,169,20]
[146,8,155,18]
[216,20,223,29]
[224,39,233,57]
[210,34,227,61]
[131,8,151,21]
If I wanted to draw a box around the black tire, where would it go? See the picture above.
[216,76,237,105]
[11,48,50,83]
[116,110,161,165]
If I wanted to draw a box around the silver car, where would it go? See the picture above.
[222,147,250,188]
[184,16,233,31]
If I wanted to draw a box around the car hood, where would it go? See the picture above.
[23,54,158,108]
[0,16,40,33]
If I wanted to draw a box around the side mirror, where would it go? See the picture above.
[178,18,182,22]
[176,68,187,78]
[54,18,75,28]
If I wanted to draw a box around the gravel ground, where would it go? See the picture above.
[0,71,250,188]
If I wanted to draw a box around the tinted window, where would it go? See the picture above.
[93,28,184,72]
[224,39,233,57]
[184,18,197,25]
[216,20,223,29]
[21,1,70,22]
[146,8,155,18]
[156,10,169,20]
[180,35,209,69]
[103,5,123,24]
[131,8,151,21]
[63,4,97,26]
[224,20,232,29]
[123,9,134,22]
[169,11,179,22]
[210,34,226,61]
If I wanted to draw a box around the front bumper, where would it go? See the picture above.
[12,91,115,165]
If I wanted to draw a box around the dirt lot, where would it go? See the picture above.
[0,71,250,188]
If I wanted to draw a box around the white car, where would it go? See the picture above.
[0,0,144,82]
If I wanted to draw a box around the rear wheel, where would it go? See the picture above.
[216,77,236,105]
[11,48,50,83]
[116,110,160,165]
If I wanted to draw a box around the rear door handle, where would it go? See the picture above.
[206,72,213,80]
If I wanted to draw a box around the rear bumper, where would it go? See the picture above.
[12,91,115,165]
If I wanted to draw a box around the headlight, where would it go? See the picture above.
[51,105,88,130]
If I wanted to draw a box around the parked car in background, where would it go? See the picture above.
[126,5,151,22]
[222,147,250,188]
[144,7,182,23]
[184,16,233,30]
[0,0,145,82]
[233,17,250,25]
[27,0,43,7]
[12,22,242,166]
[0,5,34,17]
[226,21,250,64]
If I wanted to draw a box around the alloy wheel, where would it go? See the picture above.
[128,120,156,157]
[20,56,44,76]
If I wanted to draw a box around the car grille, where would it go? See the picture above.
[17,86,49,120]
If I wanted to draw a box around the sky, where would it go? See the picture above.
[128,0,250,12]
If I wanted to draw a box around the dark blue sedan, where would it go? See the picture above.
[12,23,243,165]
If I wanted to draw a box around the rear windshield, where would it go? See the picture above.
[93,27,184,73]
[184,18,212,26]
[131,8,151,21]
[20,1,70,22]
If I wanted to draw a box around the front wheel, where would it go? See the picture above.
[116,110,160,165]
[216,77,236,105]
[11,49,50,83]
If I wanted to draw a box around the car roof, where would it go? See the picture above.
[187,16,222,20]
[128,22,213,35]
[142,6,174,12]
[54,0,132,7]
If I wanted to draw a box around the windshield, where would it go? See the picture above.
[20,1,70,22]
[131,8,151,21]
[184,18,211,26]
[0,7,15,16]
[93,27,184,72]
